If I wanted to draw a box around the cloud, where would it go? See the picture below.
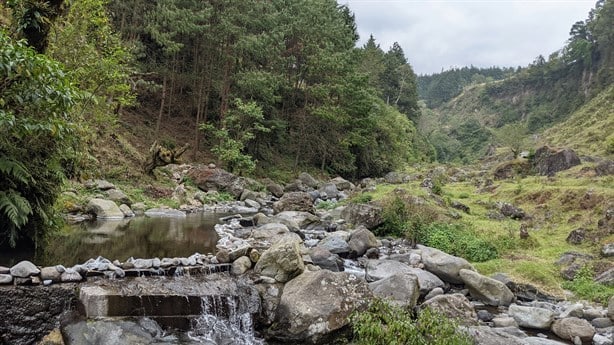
[341,0,596,74]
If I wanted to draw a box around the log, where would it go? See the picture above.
[144,141,190,175]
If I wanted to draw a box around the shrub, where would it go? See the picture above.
[562,264,614,304]
[375,195,437,241]
[420,223,498,262]
[351,298,473,345]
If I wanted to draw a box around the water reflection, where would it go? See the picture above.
[40,213,227,266]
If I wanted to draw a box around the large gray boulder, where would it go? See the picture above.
[459,269,514,306]
[419,245,474,284]
[365,260,444,295]
[318,183,339,200]
[270,269,371,343]
[106,189,131,205]
[508,304,555,330]
[298,172,319,188]
[251,223,289,241]
[532,146,581,176]
[10,261,40,278]
[340,203,383,230]
[595,267,614,286]
[551,317,595,345]
[274,211,320,229]
[317,235,350,255]
[144,208,186,218]
[86,198,124,220]
[329,177,353,191]
[188,167,245,198]
[348,227,379,257]
[273,192,315,214]
[254,233,304,283]
[309,247,344,272]
[368,273,419,308]
[465,326,527,345]
[421,293,478,325]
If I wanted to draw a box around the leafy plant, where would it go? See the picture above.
[351,298,473,345]
[420,223,498,262]
[562,264,614,304]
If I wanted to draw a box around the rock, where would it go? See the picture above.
[251,223,289,241]
[369,273,420,308]
[566,228,587,245]
[90,179,115,190]
[493,159,532,180]
[421,293,478,325]
[602,243,614,257]
[340,203,383,230]
[10,260,40,278]
[459,269,514,306]
[329,177,353,191]
[270,269,371,343]
[131,202,146,215]
[595,268,614,286]
[274,211,320,229]
[532,146,581,176]
[420,177,434,189]
[317,235,350,255]
[318,183,339,200]
[0,266,8,274]
[188,167,246,198]
[119,204,135,218]
[298,172,319,188]
[144,208,186,218]
[597,208,613,234]
[493,316,518,328]
[591,317,613,328]
[231,256,253,275]
[266,182,284,198]
[424,287,444,300]
[106,188,131,205]
[451,200,470,213]
[39,328,64,345]
[309,247,344,272]
[551,317,595,344]
[508,304,555,330]
[60,268,82,282]
[609,295,614,321]
[273,192,315,214]
[63,320,157,345]
[593,333,614,345]
[366,260,445,294]
[595,160,614,176]
[560,303,585,318]
[497,202,527,220]
[464,326,526,345]
[348,227,379,257]
[384,171,406,184]
[244,199,260,210]
[254,233,304,283]
[249,249,261,263]
[419,245,474,284]
[0,274,12,284]
[86,198,124,219]
[40,266,62,283]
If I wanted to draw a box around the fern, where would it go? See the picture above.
[0,157,31,185]
[0,190,32,228]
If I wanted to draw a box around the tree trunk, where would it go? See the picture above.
[143,141,190,176]
[156,75,167,137]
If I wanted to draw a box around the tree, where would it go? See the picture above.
[493,123,530,158]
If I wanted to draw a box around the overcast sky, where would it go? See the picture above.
[340,0,597,75]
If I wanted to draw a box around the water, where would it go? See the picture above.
[36,212,234,266]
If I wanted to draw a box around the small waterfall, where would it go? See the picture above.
[188,295,263,345]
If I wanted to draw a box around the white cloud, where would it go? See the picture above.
[341,0,596,74]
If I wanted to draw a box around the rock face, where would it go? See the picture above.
[532,146,581,176]
[419,245,474,284]
[508,304,555,330]
[86,198,124,219]
[368,273,419,308]
[421,293,478,325]
[254,234,304,283]
[551,317,595,344]
[459,269,514,306]
[272,192,315,214]
[270,269,371,343]
[340,203,383,230]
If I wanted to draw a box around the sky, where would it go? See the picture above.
[340,0,597,75]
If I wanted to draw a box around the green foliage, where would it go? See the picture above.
[315,200,337,210]
[562,264,614,304]
[0,31,79,247]
[420,223,498,262]
[351,298,473,345]
[376,196,437,243]
[351,193,373,204]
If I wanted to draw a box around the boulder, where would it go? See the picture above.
[251,223,289,241]
[144,208,186,218]
[254,233,304,283]
[368,273,419,308]
[419,245,474,284]
[63,319,160,345]
[459,269,514,306]
[266,182,284,198]
[188,167,245,198]
[309,247,344,272]
[329,177,353,191]
[595,268,614,286]
[231,256,253,275]
[532,146,581,176]
[318,183,339,200]
[273,192,315,214]
[551,317,595,344]
[317,235,350,255]
[384,171,406,184]
[595,160,614,176]
[298,172,319,188]
[465,326,527,345]
[348,227,379,257]
[86,198,124,219]
[88,179,115,190]
[421,293,478,325]
[274,211,320,229]
[270,269,371,343]
[10,260,40,278]
[119,204,135,218]
[566,228,587,245]
[40,266,62,283]
[0,274,12,284]
[497,202,527,220]
[366,259,444,294]
[609,295,614,321]
[508,304,555,330]
[106,188,131,205]
[340,203,383,230]
[602,243,614,257]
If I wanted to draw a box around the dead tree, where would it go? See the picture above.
[144,141,189,176]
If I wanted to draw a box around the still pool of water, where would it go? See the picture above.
[37,212,231,267]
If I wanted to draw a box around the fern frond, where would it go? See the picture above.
[0,190,32,228]
[0,157,31,185]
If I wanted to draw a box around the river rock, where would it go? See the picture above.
[0,274,12,284]
[493,316,518,328]
[508,304,555,330]
[274,211,320,229]
[298,172,319,188]
[188,167,245,198]
[40,266,62,283]
[10,260,40,278]
[421,293,478,325]
[270,269,371,343]
[89,179,115,190]
[424,287,444,301]
[273,192,315,214]
[60,268,82,282]
[459,269,514,306]
[309,247,344,272]
[591,317,613,328]
[551,317,595,344]
[63,320,158,345]
[119,204,135,218]
[348,226,379,257]
[595,268,614,286]
[465,326,527,345]
[368,273,419,308]
[419,245,474,284]
[330,176,353,191]
[86,198,124,219]
[340,203,383,229]
[593,333,614,345]
[0,266,8,274]
[144,208,186,218]
[366,260,444,294]
[317,235,350,255]
[251,223,289,241]
[254,233,304,283]
[232,256,253,275]
[106,188,131,205]
[266,181,284,198]
[532,146,581,176]
[318,183,339,200]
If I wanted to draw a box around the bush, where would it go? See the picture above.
[562,264,614,304]
[375,195,437,241]
[420,223,498,262]
[351,299,473,345]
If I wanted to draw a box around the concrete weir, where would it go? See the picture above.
[79,273,261,330]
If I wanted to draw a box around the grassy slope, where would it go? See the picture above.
[542,85,614,159]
